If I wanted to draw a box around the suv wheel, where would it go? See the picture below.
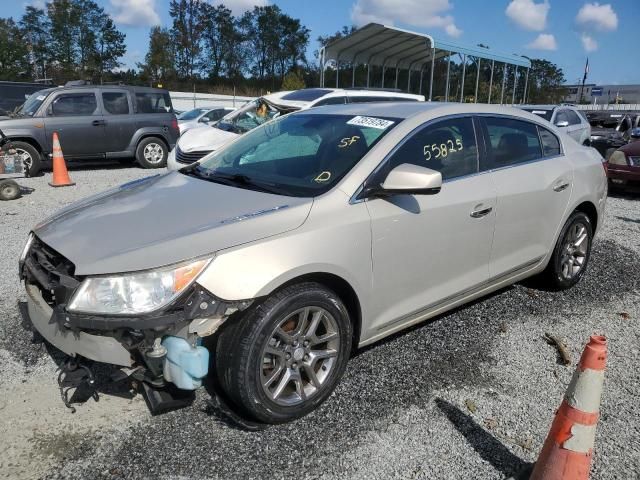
[136,137,167,168]
[539,211,593,290]
[4,141,42,177]
[214,282,353,424]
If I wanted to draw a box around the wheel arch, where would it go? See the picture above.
[136,133,169,151]
[5,136,44,154]
[273,272,363,350]
[574,200,598,231]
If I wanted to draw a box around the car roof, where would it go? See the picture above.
[300,102,543,122]
[50,84,170,94]
[520,105,558,111]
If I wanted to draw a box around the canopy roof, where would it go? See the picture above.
[322,23,531,70]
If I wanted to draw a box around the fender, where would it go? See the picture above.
[126,127,176,153]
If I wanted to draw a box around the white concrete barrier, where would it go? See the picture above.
[169,91,257,112]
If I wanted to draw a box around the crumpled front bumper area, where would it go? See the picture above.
[25,282,133,366]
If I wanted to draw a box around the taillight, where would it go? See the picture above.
[171,116,178,132]
[608,150,628,166]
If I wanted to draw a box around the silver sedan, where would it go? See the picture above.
[21,102,607,423]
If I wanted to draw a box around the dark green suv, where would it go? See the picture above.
[0,84,179,175]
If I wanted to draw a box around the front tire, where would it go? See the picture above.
[136,137,168,168]
[215,282,353,424]
[4,141,42,176]
[539,211,593,290]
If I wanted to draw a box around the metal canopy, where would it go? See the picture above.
[319,23,531,103]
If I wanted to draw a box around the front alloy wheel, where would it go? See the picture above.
[215,282,352,423]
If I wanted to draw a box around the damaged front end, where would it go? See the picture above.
[20,233,251,411]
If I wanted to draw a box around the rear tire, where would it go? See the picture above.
[214,282,353,424]
[4,141,41,176]
[538,211,593,290]
[136,137,167,168]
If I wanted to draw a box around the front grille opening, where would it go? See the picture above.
[176,148,212,164]
[25,236,80,308]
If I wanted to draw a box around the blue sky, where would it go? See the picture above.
[10,0,640,85]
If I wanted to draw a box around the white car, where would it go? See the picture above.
[520,105,591,146]
[177,106,235,134]
[167,88,425,170]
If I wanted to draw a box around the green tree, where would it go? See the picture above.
[20,6,51,80]
[93,16,126,82]
[0,18,30,80]
[47,0,79,75]
[526,59,567,104]
[281,69,305,90]
[169,0,205,80]
[138,26,175,85]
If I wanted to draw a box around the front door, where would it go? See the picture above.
[366,116,496,333]
[43,89,107,158]
[478,116,573,280]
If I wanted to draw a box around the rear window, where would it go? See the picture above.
[281,89,334,102]
[522,108,553,121]
[102,92,130,115]
[538,127,561,157]
[483,117,543,169]
[135,91,173,114]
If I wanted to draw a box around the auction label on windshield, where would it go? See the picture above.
[347,116,394,130]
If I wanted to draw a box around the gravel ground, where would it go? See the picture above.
[1,166,639,480]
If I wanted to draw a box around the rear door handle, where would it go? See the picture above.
[553,182,570,192]
[470,206,493,218]
[92,120,106,126]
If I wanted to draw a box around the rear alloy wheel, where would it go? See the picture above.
[540,211,593,290]
[215,282,352,423]
[136,137,168,168]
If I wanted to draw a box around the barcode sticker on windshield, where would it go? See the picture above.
[347,116,394,130]
[36,95,46,101]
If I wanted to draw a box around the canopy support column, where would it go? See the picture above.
[522,67,530,104]
[336,59,340,88]
[395,66,399,89]
[511,66,518,105]
[419,65,424,95]
[366,64,370,88]
[352,63,356,87]
[445,51,451,102]
[429,45,435,101]
[474,58,481,103]
[500,63,506,104]
[459,53,466,102]
[488,60,494,104]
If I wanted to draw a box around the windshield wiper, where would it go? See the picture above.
[185,167,287,195]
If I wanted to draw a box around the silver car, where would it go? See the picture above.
[20,103,607,423]
[520,105,591,146]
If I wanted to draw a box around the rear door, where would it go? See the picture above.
[43,89,107,157]
[100,90,137,154]
[479,116,573,280]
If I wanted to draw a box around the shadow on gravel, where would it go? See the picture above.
[615,215,640,224]
[435,398,532,478]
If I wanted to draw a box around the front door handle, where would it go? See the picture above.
[553,182,570,192]
[92,120,106,126]
[470,206,493,218]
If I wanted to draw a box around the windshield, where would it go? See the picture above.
[16,89,52,117]
[178,108,206,120]
[216,99,285,134]
[191,113,400,197]
[522,108,553,121]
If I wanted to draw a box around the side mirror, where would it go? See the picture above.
[366,163,442,197]
[199,117,210,123]
[555,120,569,128]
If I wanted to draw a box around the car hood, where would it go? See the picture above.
[178,126,238,151]
[34,173,312,275]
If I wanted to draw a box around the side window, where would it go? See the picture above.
[554,110,569,126]
[135,92,173,113]
[387,117,478,181]
[538,127,561,157]
[50,93,98,116]
[483,117,542,168]
[102,92,130,115]
[348,96,382,104]
[314,96,346,106]
[565,110,581,125]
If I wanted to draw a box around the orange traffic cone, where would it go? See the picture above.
[530,335,607,480]
[48,132,75,187]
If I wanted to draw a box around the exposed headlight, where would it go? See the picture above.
[68,258,211,315]
[608,150,628,166]
[20,233,34,263]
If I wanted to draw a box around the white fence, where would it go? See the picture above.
[574,104,640,111]
[169,91,256,111]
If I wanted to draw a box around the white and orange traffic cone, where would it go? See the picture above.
[530,335,607,480]
[48,132,75,187]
